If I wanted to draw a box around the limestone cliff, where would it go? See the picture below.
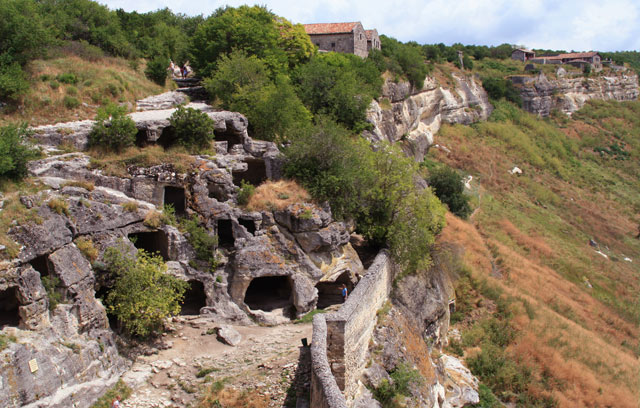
[364,74,492,161]
[511,72,639,116]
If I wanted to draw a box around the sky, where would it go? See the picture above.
[99,0,640,52]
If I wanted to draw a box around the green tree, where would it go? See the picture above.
[205,51,311,141]
[88,104,137,152]
[104,244,187,338]
[0,62,30,102]
[0,0,51,65]
[190,5,313,78]
[168,105,216,149]
[0,123,39,180]
[144,55,169,85]
[427,166,472,218]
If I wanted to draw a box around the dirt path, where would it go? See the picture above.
[120,316,313,408]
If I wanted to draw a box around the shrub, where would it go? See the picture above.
[88,104,137,152]
[75,236,98,262]
[0,123,39,180]
[89,380,131,408]
[103,243,187,337]
[66,85,78,96]
[428,166,472,218]
[481,76,522,105]
[63,95,80,109]
[62,180,94,191]
[181,216,218,270]
[0,333,17,351]
[41,275,63,310]
[168,105,215,149]
[56,73,78,85]
[0,62,30,102]
[49,80,60,90]
[236,180,255,206]
[144,56,168,85]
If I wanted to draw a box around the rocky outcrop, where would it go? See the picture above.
[2,103,364,406]
[365,74,492,161]
[512,72,639,116]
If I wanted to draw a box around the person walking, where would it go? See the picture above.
[111,396,121,408]
[341,284,348,302]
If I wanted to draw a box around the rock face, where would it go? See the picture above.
[2,102,363,407]
[512,72,639,116]
[364,75,492,161]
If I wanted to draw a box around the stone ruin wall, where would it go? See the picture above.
[311,250,395,407]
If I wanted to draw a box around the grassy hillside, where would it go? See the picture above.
[432,100,639,407]
[0,54,168,126]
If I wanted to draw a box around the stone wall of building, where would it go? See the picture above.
[310,250,395,406]
[308,25,369,57]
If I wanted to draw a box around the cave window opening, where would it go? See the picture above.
[449,300,456,315]
[128,231,169,261]
[315,272,354,309]
[135,128,147,147]
[244,276,292,312]
[156,126,176,149]
[29,254,50,277]
[213,130,242,153]
[239,218,256,235]
[217,219,235,248]
[94,283,118,331]
[232,158,267,187]
[208,183,229,202]
[0,287,21,329]
[164,186,186,216]
[180,280,207,315]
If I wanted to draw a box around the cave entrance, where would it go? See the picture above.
[156,126,176,148]
[29,254,50,277]
[0,287,21,329]
[135,128,148,147]
[244,276,293,312]
[239,218,256,235]
[164,186,186,216]
[217,219,235,248]
[95,283,118,331]
[208,183,229,202]
[181,280,207,315]
[213,130,242,152]
[232,158,267,187]
[315,272,354,309]
[129,231,169,261]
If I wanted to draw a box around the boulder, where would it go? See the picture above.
[216,325,242,346]
[274,204,331,233]
[438,354,480,407]
[363,363,392,389]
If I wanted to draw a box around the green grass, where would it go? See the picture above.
[294,309,326,324]
[90,379,131,408]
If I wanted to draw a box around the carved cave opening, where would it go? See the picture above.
[164,186,186,216]
[238,218,256,235]
[129,231,169,261]
[135,128,148,147]
[156,126,176,148]
[232,158,267,187]
[214,129,242,152]
[315,272,354,309]
[208,183,229,202]
[180,280,207,315]
[29,254,51,277]
[217,219,235,248]
[0,287,21,329]
[94,282,118,331]
[244,276,293,312]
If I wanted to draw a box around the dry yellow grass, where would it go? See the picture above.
[246,180,312,212]
[88,145,196,178]
[0,54,169,126]
[199,385,270,408]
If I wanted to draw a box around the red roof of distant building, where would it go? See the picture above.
[365,29,378,40]
[513,48,534,53]
[542,52,599,60]
[303,22,361,35]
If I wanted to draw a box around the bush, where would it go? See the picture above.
[428,166,472,218]
[103,243,187,337]
[47,198,70,216]
[236,180,255,206]
[75,236,98,262]
[144,56,168,85]
[41,275,62,310]
[0,62,30,102]
[181,216,218,270]
[56,72,78,84]
[0,123,39,180]
[481,76,522,105]
[88,104,137,152]
[63,95,80,109]
[168,105,216,149]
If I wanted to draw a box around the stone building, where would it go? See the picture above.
[303,22,380,58]
[511,48,535,62]
[530,52,603,71]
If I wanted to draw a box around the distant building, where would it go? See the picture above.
[530,52,602,71]
[303,22,380,58]
[511,48,536,62]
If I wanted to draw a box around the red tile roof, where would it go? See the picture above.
[303,22,361,35]
[542,52,599,60]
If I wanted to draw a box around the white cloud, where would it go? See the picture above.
[98,0,640,51]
